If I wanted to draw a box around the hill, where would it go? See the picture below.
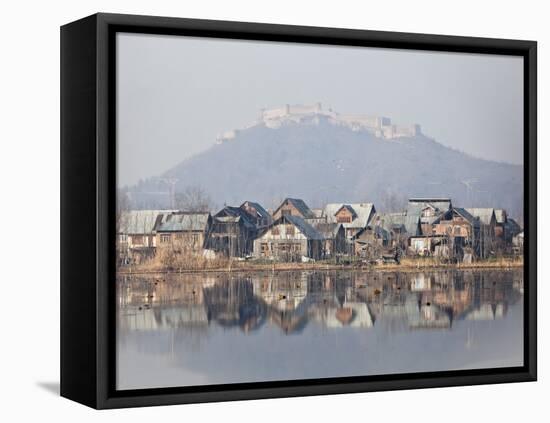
[128,118,523,217]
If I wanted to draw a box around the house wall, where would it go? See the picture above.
[273,201,305,220]
[155,231,205,253]
[206,221,255,257]
[127,233,155,248]
[433,219,472,239]
[335,208,354,223]
[253,222,322,259]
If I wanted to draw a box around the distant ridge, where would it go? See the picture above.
[127,105,523,219]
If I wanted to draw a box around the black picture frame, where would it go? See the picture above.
[60,12,537,409]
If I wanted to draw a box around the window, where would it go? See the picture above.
[119,234,128,242]
[272,227,280,235]
[160,234,171,243]
[132,235,144,245]
[286,225,295,235]
[192,233,200,244]
[281,209,291,216]
[454,227,461,236]
[337,215,352,223]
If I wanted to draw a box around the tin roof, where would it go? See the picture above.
[277,215,325,240]
[274,198,316,219]
[465,208,496,225]
[118,210,174,234]
[323,203,375,229]
[154,212,211,232]
[240,201,271,221]
[214,206,256,229]
[452,208,479,225]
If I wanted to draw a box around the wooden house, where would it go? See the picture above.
[465,208,497,258]
[371,212,414,248]
[352,225,391,259]
[311,222,347,257]
[272,198,316,220]
[117,209,172,264]
[505,218,522,243]
[253,215,325,261]
[153,211,212,253]
[494,209,522,243]
[322,203,376,240]
[433,207,479,240]
[431,207,480,258]
[204,206,257,257]
[406,198,452,235]
[240,201,272,228]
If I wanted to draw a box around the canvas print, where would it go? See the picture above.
[115,33,524,390]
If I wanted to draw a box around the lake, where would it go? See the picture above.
[116,269,524,390]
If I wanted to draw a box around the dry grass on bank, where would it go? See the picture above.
[119,253,524,275]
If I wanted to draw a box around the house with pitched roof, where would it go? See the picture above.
[153,211,212,253]
[430,207,481,258]
[272,198,316,220]
[204,206,258,257]
[240,200,273,228]
[406,198,452,235]
[253,214,325,260]
[117,209,174,263]
[465,208,497,258]
[370,212,417,248]
[322,203,376,240]
[311,222,347,257]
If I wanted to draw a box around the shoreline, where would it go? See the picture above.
[118,259,524,275]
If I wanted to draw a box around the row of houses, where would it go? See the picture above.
[117,197,523,265]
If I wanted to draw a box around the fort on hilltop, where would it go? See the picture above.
[217,103,422,143]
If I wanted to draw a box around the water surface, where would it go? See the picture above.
[116,269,523,390]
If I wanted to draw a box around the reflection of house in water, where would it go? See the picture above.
[253,272,310,334]
[323,302,373,328]
[253,272,374,332]
[408,301,453,330]
[118,269,523,339]
[202,278,267,333]
[465,303,508,320]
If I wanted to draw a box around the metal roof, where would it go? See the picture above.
[154,212,211,232]
[274,198,316,219]
[323,203,375,229]
[118,210,174,234]
[452,208,479,225]
[240,201,271,220]
[277,215,325,240]
[406,198,452,228]
[215,206,256,228]
[465,208,496,225]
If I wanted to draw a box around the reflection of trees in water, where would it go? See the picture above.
[117,269,524,335]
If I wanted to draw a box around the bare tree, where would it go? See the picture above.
[116,189,131,265]
[116,189,131,232]
[175,186,214,212]
[379,190,406,213]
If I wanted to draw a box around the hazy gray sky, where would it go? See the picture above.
[117,33,523,187]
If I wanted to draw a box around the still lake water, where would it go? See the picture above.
[116,269,524,390]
